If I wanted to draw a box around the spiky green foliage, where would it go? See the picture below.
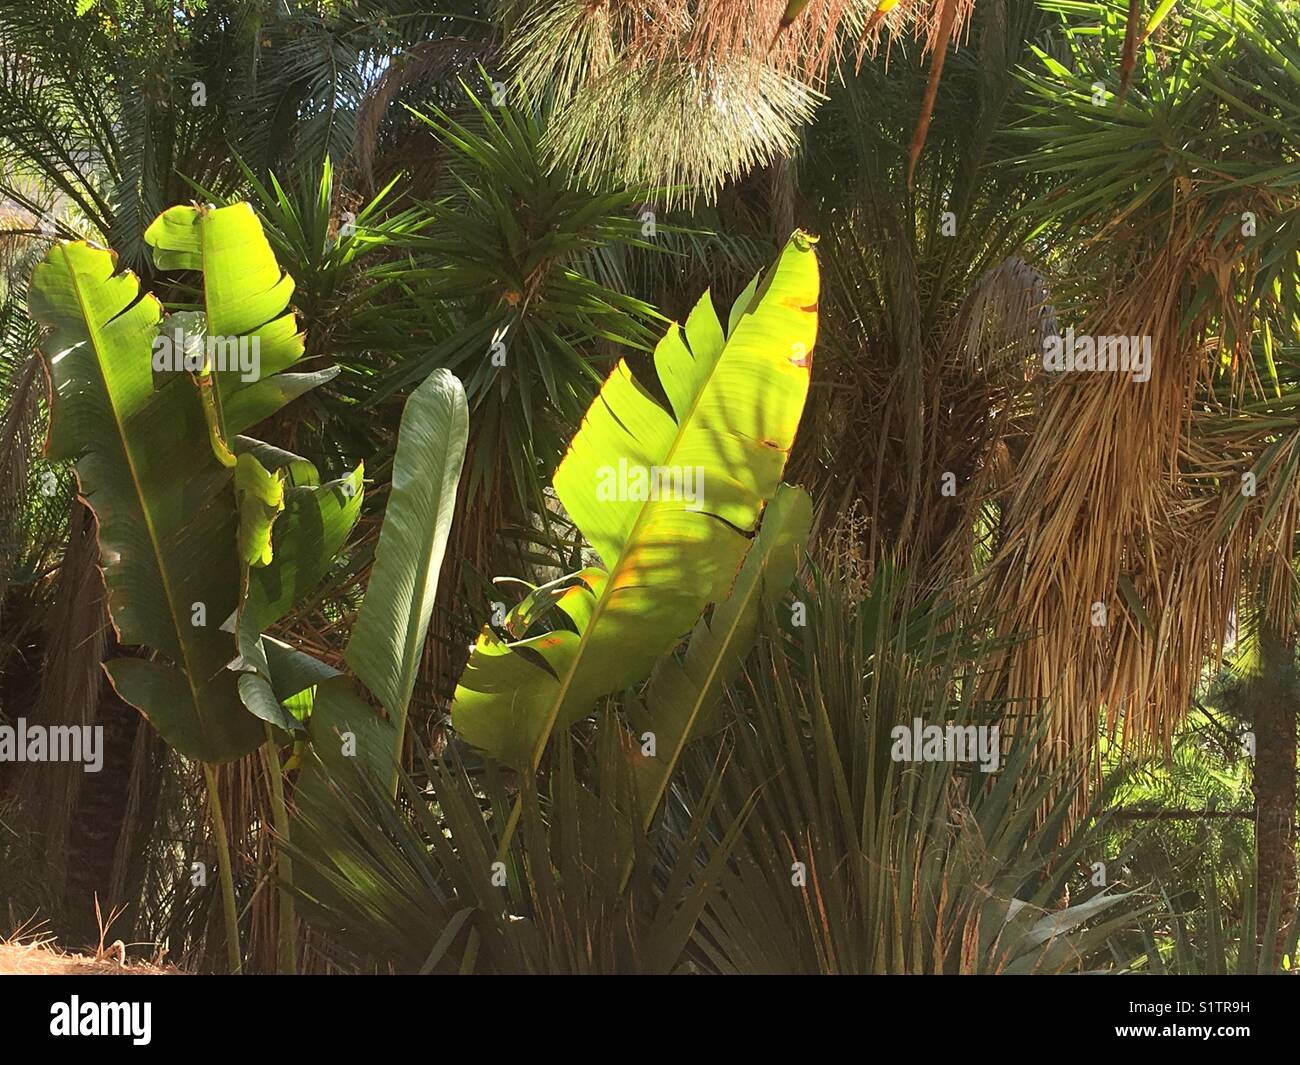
[0,1,490,265]
[290,563,1155,974]
[289,714,744,974]
[369,82,663,509]
[690,565,1149,974]
[1136,868,1300,974]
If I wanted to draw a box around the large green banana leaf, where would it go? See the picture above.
[303,368,468,792]
[30,241,260,762]
[32,204,345,763]
[452,232,819,770]
[627,482,812,823]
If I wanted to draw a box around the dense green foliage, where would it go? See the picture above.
[0,0,1296,975]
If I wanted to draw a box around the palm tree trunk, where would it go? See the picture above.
[1254,626,1297,960]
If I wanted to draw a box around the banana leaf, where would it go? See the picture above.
[453,231,819,770]
[144,202,334,435]
[30,240,260,762]
[301,367,468,792]
[32,203,345,763]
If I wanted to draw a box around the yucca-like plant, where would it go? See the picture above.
[963,1,1300,946]
[983,0,1300,756]
[369,82,663,510]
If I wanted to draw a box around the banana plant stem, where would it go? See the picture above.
[262,730,298,974]
[202,762,243,974]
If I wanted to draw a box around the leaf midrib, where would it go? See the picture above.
[640,547,771,832]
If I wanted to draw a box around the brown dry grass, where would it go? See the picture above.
[0,940,183,975]
[2,904,184,975]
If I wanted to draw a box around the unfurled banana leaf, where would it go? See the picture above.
[302,368,468,792]
[144,202,337,436]
[627,482,812,823]
[30,241,261,762]
[453,231,819,770]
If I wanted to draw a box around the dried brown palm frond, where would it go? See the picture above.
[11,500,106,900]
[1116,0,1142,100]
[348,37,485,194]
[906,0,961,188]
[983,303,1186,757]
[978,199,1286,783]
[0,351,45,589]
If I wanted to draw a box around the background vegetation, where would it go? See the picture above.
[0,0,1296,974]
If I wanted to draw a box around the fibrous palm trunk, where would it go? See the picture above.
[1255,626,1298,960]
